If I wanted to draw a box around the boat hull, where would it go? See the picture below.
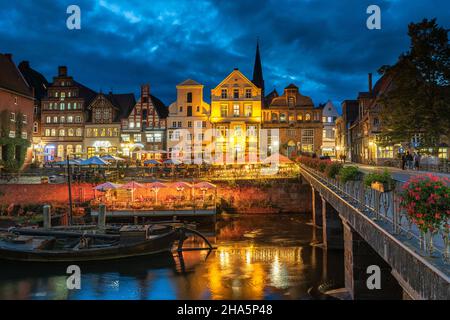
[0,230,179,262]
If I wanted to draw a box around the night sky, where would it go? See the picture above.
[1,0,449,111]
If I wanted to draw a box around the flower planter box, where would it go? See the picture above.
[371,181,392,193]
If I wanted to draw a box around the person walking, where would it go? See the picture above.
[406,151,413,170]
[414,152,421,171]
[401,153,406,170]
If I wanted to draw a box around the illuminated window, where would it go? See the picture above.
[59,129,65,136]
[438,148,448,159]
[280,113,287,123]
[68,128,74,137]
[245,104,252,117]
[134,134,141,142]
[57,145,64,158]
[305,113,311,121]
[76,128,82,136]
[245,89,252,99]
[233,104,240,117]
[51,129,56,136]
[301,129,314,152]
[377,146,393,158]
[75,145,82,154]
[67,116,73,123]
[220,104,228,117]
[121,134,130,142]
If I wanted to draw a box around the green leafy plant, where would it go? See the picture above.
[363,169,394,188]
[339,166,361,183]
[325,162,343,179]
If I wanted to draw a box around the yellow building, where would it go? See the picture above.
[210,68,262,163]
[167,79,211,163]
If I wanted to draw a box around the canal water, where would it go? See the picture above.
[0,214,344,300]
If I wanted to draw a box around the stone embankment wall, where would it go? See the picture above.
[0,178,312,214]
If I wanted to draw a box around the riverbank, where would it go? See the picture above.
[0,178,312,217]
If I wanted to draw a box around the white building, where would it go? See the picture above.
[321,100,339,157]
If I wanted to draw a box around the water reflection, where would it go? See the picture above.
[0,214,344,300]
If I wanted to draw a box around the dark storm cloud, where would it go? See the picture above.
[0,0,448,110]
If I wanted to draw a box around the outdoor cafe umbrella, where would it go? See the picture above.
[80,156,110,166]
[101,155,125,162]
[163,159,182,165]
[262,153,293,165]
[147,181,167,204]
[120,181,146,202]
[93,182,122,199]
[144,159,162,165]
[94,182,122,191]
[193,181,216,201]
[172,181,192,200]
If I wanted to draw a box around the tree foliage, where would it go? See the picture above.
[378,18,450,148]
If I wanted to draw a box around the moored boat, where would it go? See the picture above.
[0,225,180,262]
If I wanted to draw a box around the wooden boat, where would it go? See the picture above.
[0,225,180,262]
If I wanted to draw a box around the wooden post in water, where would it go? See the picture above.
[98,204,106,229]
[66,155,73,225]
[43,205,51,229]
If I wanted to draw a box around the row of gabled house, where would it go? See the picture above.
[335,73,450,166]
[0,44,335,169]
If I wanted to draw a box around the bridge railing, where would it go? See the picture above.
[300,164,449,264]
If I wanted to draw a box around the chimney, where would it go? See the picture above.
[58,66,67,77]
[368,73,373,93]
[20,61,30,69]
[4,53,12,61]
[141,84,150,97]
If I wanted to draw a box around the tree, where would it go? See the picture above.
[378,18,450,148]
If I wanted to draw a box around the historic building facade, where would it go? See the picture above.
[120,84,168,160]
[210,68,263,163]
[167,79,211,162]
[349,74,399,165]
[262,84,323,157]
[335,99,359,161]
[18,61,49,164]
[321,100,339,157]
[40,66,96,161]
[84,92,135,158]
[0,53,35,169]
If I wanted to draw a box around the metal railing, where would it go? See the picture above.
[300,164,449,264]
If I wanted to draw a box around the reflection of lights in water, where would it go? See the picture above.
[208,246,304,298]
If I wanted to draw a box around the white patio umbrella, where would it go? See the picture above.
[120,181,146,202]
[147,181,168,204]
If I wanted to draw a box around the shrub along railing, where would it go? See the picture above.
[298,160,450,265]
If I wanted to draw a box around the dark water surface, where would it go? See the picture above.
[0,214,344,300]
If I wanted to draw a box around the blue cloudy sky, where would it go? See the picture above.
[0,0,448,111]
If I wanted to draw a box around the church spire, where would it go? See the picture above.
[252,38,265,101]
